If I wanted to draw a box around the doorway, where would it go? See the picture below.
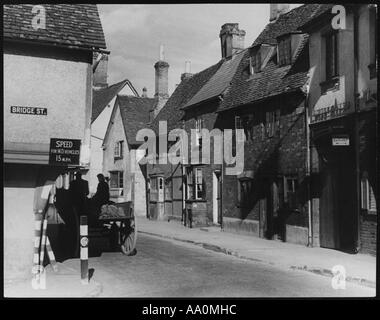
[213,171,221,225]
[319,146,356,251]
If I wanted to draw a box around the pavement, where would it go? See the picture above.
[136,216,377,289]
[4,260,102,298]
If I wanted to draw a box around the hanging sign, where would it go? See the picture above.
[49,138,81,165]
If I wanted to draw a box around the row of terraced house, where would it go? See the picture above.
[137,3,377,255]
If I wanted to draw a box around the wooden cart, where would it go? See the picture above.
[95,201,137,255]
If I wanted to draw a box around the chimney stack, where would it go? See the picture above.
[269,4,290,22]
[219,23,246,59]
[152,44,169,120]
[142,87,148,98]
[93,52,109,88]
[181,61,193,81]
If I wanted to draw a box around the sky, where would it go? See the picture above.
[98,4,301,97]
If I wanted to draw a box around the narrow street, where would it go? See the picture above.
[88,234,375,297]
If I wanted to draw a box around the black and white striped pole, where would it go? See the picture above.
[80,215,89,285]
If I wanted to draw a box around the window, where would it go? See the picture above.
[186,167,204,200]
[361,175,377,214]
[238,179,253,208]
[250,50,262,73]
[195,118,203,147]
[324,31,339,80]
[278,36,292,66]
[110,171,123,189]
[114,140,124,159]
[283,177,298,209]
[264,109,280,138]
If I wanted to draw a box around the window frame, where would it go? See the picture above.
[186,167,204,201]
[110,171,124,189]
[324,30,339,81]
[278,36,292,66]
[114,140,124,159]
[361,175,377,214]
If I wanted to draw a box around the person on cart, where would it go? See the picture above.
[89,173,110,225]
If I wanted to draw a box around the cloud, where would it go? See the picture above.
[98,4,303,96]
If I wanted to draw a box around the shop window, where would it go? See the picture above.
[110,171,123,189]
[238,178,253,208]
[278,36,292,66]
[324,31,339,80]
[114,140,124,159]
[361,174,377,214]
[186,167,205,200]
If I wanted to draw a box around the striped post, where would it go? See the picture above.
[33,211,43,269]
[45,237,58,272]
[39,215,48,269]
[80,215,89,285]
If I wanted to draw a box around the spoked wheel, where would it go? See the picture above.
[120,218,137,255]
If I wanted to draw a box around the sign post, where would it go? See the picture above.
[80,216,89,285]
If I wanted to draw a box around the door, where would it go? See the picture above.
[213,171,221,224]
[320,148,356,250]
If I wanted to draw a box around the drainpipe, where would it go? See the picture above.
[353,7,361,253]
[305,93,313,247]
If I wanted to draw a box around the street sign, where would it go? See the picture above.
[10,106,47,115]
[332,135,350,146]
[49,138,81,166]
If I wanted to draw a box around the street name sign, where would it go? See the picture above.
[49,138,81,165]
[332,135,350,146]
[10,106,47,115]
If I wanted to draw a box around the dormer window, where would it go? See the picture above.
[278,36,292,66]
[250,49,262,74]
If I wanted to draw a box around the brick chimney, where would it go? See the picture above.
[269,4,290,22]
[152,44,169,119]
[93,52,108,88]
[181,61,193,81]
[219,23,246,59]
[142,87,148,98]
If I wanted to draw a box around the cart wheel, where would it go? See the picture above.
[120,218,137,255]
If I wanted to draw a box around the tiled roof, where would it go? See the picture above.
[219,4,326,112]
[118,96,155,145]
[3,4,106,50]
[182,51,245,110]
[92,79,130,123]
[252,4,324,46]
[150,61,223,133]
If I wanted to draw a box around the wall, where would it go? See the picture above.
[103,105,130,201]
[221,94,308,243]
[307,15,355,118]
[4,50,91,157]
[4,44,92,279]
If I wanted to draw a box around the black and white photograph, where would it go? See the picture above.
[2,2,378,304]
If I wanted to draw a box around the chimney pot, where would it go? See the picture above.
[142,87,148,98]
[269,4,290,22]
[181,61,193,81]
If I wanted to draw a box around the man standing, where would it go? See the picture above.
[69,172,89,217]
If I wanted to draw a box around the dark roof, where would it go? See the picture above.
[219,4,325,112]
[252,4,324,46]
[92,79,130,123]
[150,61,223,133]
[118,96,155,145]
[182,52,244,109]
[3,4,106,50]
